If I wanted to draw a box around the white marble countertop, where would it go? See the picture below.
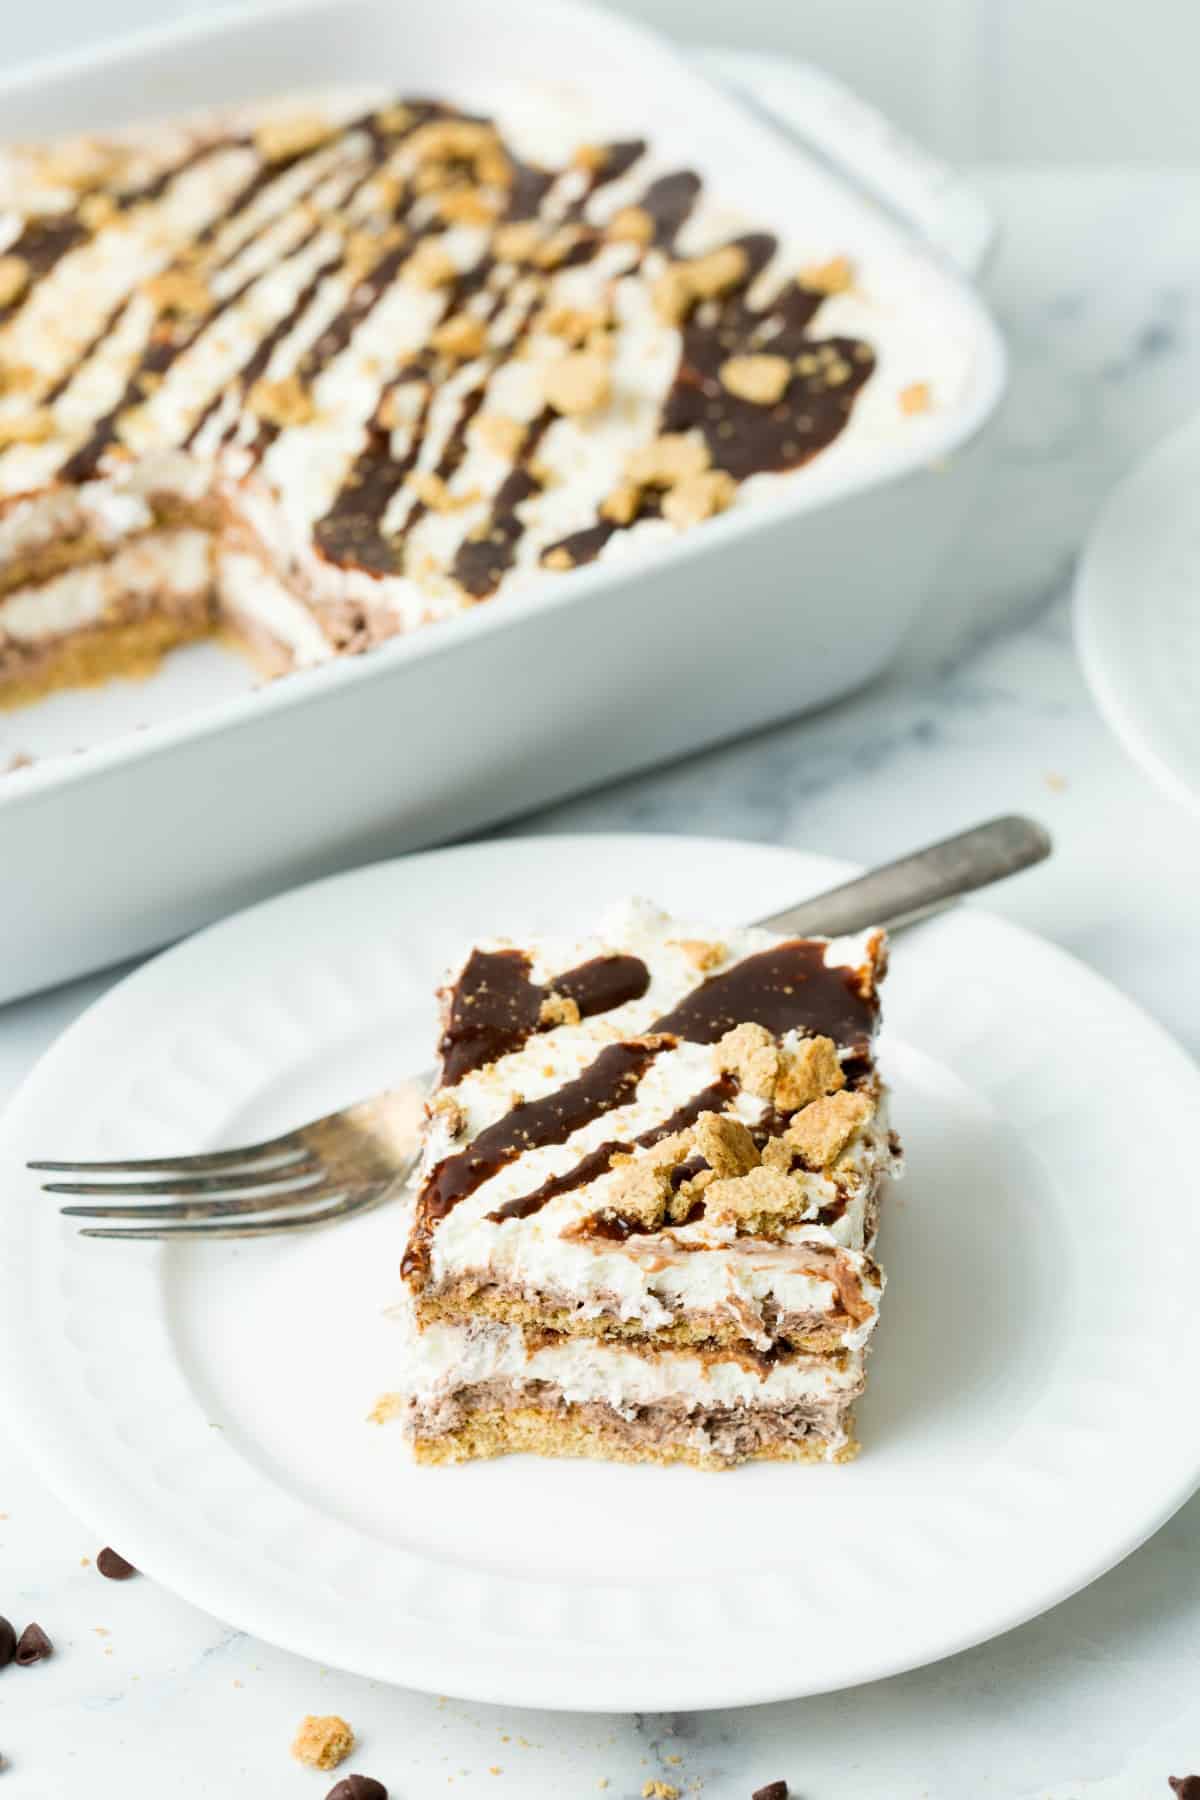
[3,168,1200,1799]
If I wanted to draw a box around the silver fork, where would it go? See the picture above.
[29,815,1050,1242]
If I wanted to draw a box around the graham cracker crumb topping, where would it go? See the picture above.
[713,1023,778,1100]
[0,256,31,309]
[899,380,932,415]
[719,353,792,406]
[247,374,314,428]
[539,991,582,1028]
[777,1089,873,1170]
[671,938,727,972]
[661,469,736,527]
[607,205,654,245]
[142,269,211,318]
[473,412,525,459]
[776,1035,846,1112]
[543,349,612,416]
[0,409,55,447]
[625,433,710,488]
[430,312,487,361]
[290,1714,354,1772]
[802,254,855,294]
[255,113,334,164]
[402,241,457,289]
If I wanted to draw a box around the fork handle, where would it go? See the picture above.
[755,815,1051,939]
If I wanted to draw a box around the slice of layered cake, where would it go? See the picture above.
[380,900,900,1470]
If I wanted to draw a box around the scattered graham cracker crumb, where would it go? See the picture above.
[782,1090,873,1169]
[539,991,581,1028]
[719,353,791,406]
[672,938,726,972]
[369,1393,403,1424]
[291,1714,354,1771]
[437,188,497,227]
[713,1022,778,1099]
[692,1112,759,1179]
[376,103,414,135]
[533,226,586,270]
[542,546,574,571]
[473,412,524,459]
[255,113,333,164]
[802,254,854,294]
[775,1035,845,1113]
[540,303,609,346]
[661,469,735,528]
[572,143,608,172]
[492,221,541,263]
[428,1089,467,1137]
[600,480,641,525]
[0,361,38,396]
[403,241,458,289]
[1045,770,1068,791]
[79,192,119,232]
[430,313,487,360]
[543,349,611,416]
[607,205,654,246]
[644,1783,680,1799]
[411,471,481,513]
[247,374,314,428]
[0,256,30,308]
[0,409,54,448]
[899,381,932,415]
[703,1163,809,1232]
[625,433,710,488]
[142,269,211,317]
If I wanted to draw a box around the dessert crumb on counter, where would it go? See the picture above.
[292,1714,356,1771]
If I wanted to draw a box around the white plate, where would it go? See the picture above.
[2,834,1198,1712]
[1076,413,1200,816]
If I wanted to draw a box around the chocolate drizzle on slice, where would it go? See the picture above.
[650,940,878,1051]
[439,947,651,1086]
[487,1073,736,1224]
[402,1038,667,1278]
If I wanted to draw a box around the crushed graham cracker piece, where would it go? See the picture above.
[672,938,726,972]
[403,241,457,289]
[600,480,641,526]
[0,361,37,396]
[533,226,586,270]
[376,103,414,135]
[899,381,932,415]
[247,374,314,428]
[719,353,791,406]
[688,243,749,298]
[411,471,481,513]
[692,1112,759,1179]
[343,227,404,285]
[255,113,333,164]
[436,187,497,227]
[473,412,525,459]
[368,1391,402,1424]
[607,205,654,246]
[572,143,608,172]
[36,139,127,191]
[543,349,611,416]
[643,1783,681,1799]
[291,1714,354,1771]
[625,433,710,488]
[430,312,487,360]
[79,192,119,232]
[661,468,735,528]
[539,991,582,1028]
[142,269,211,318]
[775,1035,845,1113]
[592,1138,688,1230]
[0,256,31,309]
[428,1089,467,1138]
[783,1090,873,1170]
[703,1163,810,1233]
[540,303,609,346]
[652,265,695,326]
[542,546,574,571]
[713,1023,778,1100]
[0,409,54,448]
[801,254,854,294]
[492,220,541,263]
[407,119,499,168]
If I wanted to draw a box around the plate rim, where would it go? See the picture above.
[3,831,1200,1712]
[1074,412,1200,818]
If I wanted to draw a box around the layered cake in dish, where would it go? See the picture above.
[0,85,941,707]
[378,900,901,1470]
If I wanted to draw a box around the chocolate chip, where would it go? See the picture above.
[97,1547,137,1581]
[752,1784,789,1800]
[1170,1780,1200,1798]
[326,1779,388,1800]
[14,1623,53,1665]
[0,1616,14,1670]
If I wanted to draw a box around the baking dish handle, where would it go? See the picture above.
[694,47,996,279]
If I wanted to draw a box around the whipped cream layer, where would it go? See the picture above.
[405,899,897,1351]
[0,83,970,679]
[396,1302,864,1436]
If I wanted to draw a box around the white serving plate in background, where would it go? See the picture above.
[2,835,1198,1710]
[0,1,1006,1004]
[1075,413,1200,817]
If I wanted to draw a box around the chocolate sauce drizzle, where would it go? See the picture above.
[401,1038,666,1279]
[487,1073,736,1224]
[649,940,878,1052]
[438,946,650,1086]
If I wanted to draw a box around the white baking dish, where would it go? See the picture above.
[0,0,1005,1004]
